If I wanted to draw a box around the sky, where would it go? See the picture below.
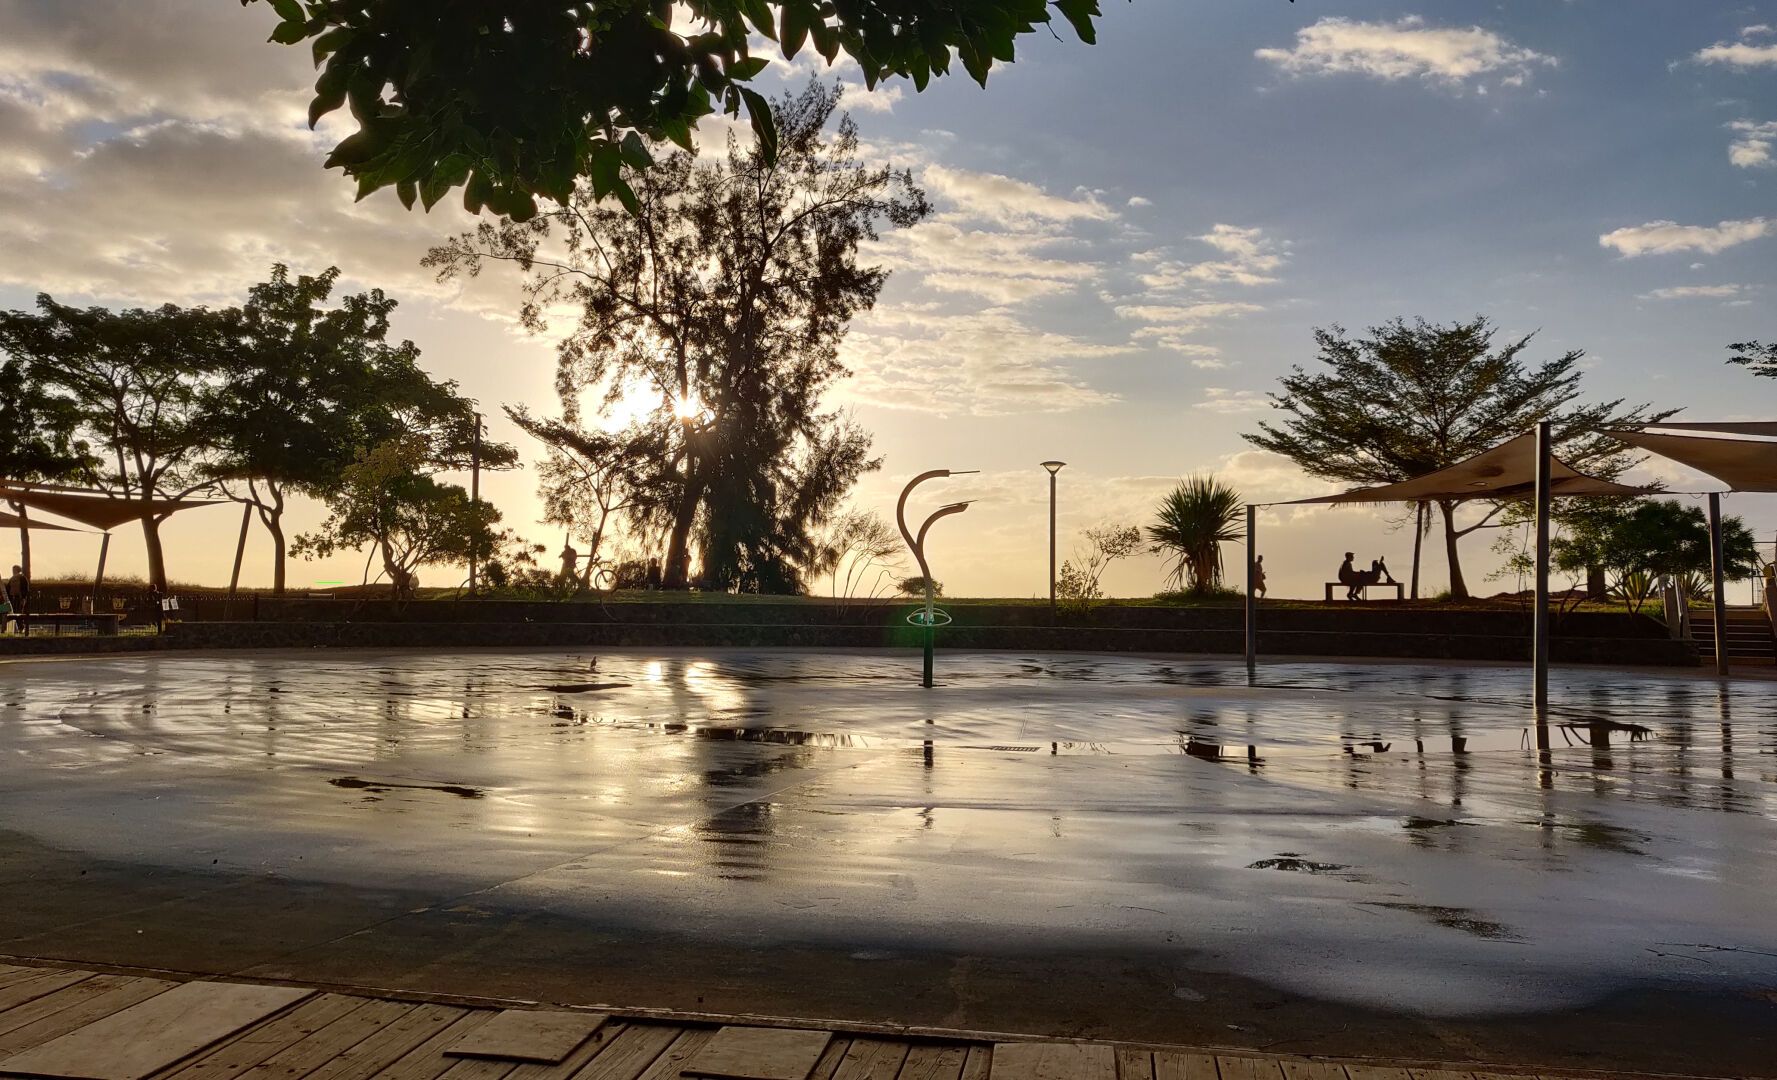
[1,1,1775,599]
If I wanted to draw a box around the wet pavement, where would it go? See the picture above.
[2,648,1775,1074]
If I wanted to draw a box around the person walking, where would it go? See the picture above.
[1254,554,1268,599]
[4,564,27,633]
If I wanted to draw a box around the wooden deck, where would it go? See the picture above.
[0,963,1698,1080]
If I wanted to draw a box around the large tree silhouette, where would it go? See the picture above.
[428,82,926,592]
[1245,317,1674,599]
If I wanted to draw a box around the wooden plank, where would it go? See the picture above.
[0,977,144,1042]
[1343,1070,1412,1080]
[990,1044,1115,1080]
[0,981,312,1080]
[628,1030,713,1080]
[436,1057,519,1080]
[898,1046,968,1080]
[161,995,369,1080]
[502,1018,628,1080]
[808,1040,852,1080]
[830,1040,908,1080]
[446,1010,608,1064]
[0,969,59,993]
[1215,1058,1283,1080]
[1152,1053,1217,1080]
[956,1049,988,1080]
[1112,1049,1151,1080]
[299,1004,467,1080]
[684,1028,834,1080]
[0,977,177,1055]
[0,972,92,1015]
[1278,1064,1344,1080]
[378,1012,504,1080]
[1408,1072,1476,1080]
[562,1022,678,1080]
[235,997,412,1078]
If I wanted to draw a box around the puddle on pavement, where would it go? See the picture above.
[1248,854,1352,875]
[329,776,486,799]
[1363,901,1525,942]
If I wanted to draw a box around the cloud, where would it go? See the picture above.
[1598,218,1770,257]
[1193,388,1272,415]
[1638,284,1749,300]
[1727,119,1777,168]
[1116,302,1265,326]
[1695,26,1777,68]
[922,164,1116,226]
[1256,16,1555,90]
[1126,196,1152,208]
[841,83,903,114]
[1136,225,1289,289]
[839,307,1127,416]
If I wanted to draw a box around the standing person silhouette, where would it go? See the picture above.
[1254,554,1268,599]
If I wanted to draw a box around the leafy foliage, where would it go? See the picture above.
[0,296,234,589]
[1056,522,1143,612]
[246,0,1102,217]
[428,82,925,592]
[898,575,940,598]
[292,437,502,597]
[0,347,94,576]
[506,404,655,589]
[207,264,515,593]
[1147,475,1244,594]
[1244,317,1673,598]
[1550,499,1760,614]
[809,508,903,599]
[1728,339,1777,377]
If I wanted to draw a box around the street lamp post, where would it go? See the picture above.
[1042,461,1066,614]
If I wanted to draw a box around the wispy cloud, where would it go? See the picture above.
[1598,218,1770,257]
[1256,16,1555,91]
[1727,119,1777,168]
[1193,388,1272,415]
[922,164,1116,226]
[1694,25,1777,69]
[1638,283,1748,300]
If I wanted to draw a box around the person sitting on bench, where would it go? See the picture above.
[1338,553,1397,600]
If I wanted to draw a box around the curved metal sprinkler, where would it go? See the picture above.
[896,469,977,687]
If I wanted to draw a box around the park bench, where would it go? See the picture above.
[16,611,127,636]
[1323,580,1405,601]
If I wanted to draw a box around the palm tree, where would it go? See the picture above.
[1149,475,1245,593]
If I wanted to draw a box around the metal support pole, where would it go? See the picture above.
[1532,421,1552,744]
[469,412,482,594]
[1244,504,1257,666]
[923,624,934,688]
[1048,470,1057,615]
[225,503,251,620]
[92,533,112,611]
[1410,501,1424,600]
[1709,492,1728,677]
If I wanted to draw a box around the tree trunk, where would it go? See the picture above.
[1437,500,1469,600]
[267,512,287,596]
[1586,565,1607,600]
[10,500,29,580]
[662,465,702,590]
[142,515,168,591]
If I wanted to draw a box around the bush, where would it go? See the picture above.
[898,575,941,597]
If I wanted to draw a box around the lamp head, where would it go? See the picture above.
[1041,460,1066,475]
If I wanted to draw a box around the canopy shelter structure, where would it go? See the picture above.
[0,482,219,602]
[1607,427,1777,493]
[1247,427,1658,730]
[1602,422,1777,675]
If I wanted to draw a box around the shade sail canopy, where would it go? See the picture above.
[0,510,79,532]
[1646,421,1777,439]
[0,485,218,530]
[1607,429,1777,492]
[1286,432,1655,505]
